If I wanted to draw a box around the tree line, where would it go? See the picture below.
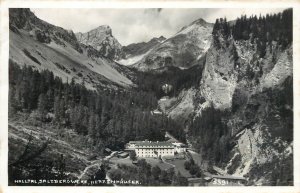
[9,60,185,153]
[212,9,292,57]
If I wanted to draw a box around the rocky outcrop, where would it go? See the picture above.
[76,26,123,60]
[197,27,293,183]
[9,8,82,53]
[200,39,238,109]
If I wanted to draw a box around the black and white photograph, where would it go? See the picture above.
[1,2,297,189]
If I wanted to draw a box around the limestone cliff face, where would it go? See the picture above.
[199,33,293,183]
[200,40,238,109]
[76,25,123,60]
[200,34,292,110]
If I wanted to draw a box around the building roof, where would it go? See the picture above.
[128,141,144,144]
[136,141,174,148]
[119,152,129,156]
[173,142,187,147]
[204,177,212,181]
[167,138,179,143]
[210,175,246,180]
[151,109,163,115]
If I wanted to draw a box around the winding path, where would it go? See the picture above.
[78,151,118,186]
[78,160,102,180]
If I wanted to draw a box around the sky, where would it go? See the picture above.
[32,8,285,46]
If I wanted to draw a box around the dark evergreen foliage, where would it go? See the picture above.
[134,64,203,99]
[189,105,231,164]
[213,9,292,56]
[9,60,185,152]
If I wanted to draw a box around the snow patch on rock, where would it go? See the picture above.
[117,49,153,66]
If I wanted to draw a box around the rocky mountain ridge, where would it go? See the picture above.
[128,18,213,71]
[9,8,133,90]
[118,36,166,66]
[75,25,123,60]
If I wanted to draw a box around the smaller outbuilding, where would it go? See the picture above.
[118,152,129,158]
[172,142,187,153]
[104,148,112,154]
[207,175,246,186]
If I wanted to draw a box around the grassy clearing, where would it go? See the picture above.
[109,157,134,167]
[143,157,173,170]
[166,159,192,178]
[188,150,208,170]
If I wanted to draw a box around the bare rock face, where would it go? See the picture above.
[132,18,213,71]
[260,46,293,89]
[9,8,82,53]
[197,30,293,182]
[200,40,238,109]
[76,26,123,60]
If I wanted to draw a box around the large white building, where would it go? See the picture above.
[173,142,187,153]
[126,141,143,150]
[127,141,175,158]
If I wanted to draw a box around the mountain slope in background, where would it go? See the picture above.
[75,26,123,60]
[118,36,166,66]
[9,9,133,90]
[131,18,213,71]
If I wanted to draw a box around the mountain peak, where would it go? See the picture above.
[149,36,166,43]
[157,36,166,42]
[92,25,112,36]
[131,17,213,71]
[191,18,210,26]
[75,25,122,60]
[176,17,213,36]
